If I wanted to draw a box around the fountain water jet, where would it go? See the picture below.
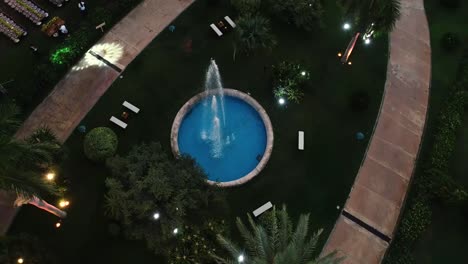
[201,59,227,158]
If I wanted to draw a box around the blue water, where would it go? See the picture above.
[178,96,267,182]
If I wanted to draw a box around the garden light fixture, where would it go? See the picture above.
[238,254,245,263]
[58,200,69,208]
[364,38,371,45]
[343,23,351,30]
[153,212,160,220]
[278,98,286,105]
[45,172,55,181]
[301,71,306,76]
[17,258,24,264]
[55,222,61,228]
[337,52,342,57]
[173,228,178,235]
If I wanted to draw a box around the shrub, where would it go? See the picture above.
[231,0,261,14]
[441,32,460,52]
[266,0,323,31]
[83,127,118,162]
[234,14,276,54]
[272,61,310,103]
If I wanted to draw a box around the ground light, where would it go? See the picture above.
[58,199,70,208]
[300,71,306,76]
[337,52,342,57]
[364,38,371,45]
[55,222,61,228]
[45,172,55,181]
[17,257,24,263]
[348,61,352,66]
[343,23,351,30]
[153,212,160,220]
[238,254,245,263]
[173,228,178,235]
[278,98,286,105]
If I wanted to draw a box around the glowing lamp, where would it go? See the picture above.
[343,23,351,30]
[45,172,55,181]
[153,212,160,220]
[55,222,61,228]
[17,258,24,264]
[238,254,245,263]
[278,98,286,105]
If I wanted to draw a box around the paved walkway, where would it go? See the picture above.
[321,0,431,263]
[0,0,194,234]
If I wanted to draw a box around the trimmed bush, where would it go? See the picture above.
[83,127,118,162]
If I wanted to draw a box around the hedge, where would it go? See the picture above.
[84,127,118,162]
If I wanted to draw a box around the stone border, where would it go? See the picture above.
[170,88,274,187]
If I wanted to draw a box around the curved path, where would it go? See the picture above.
[322,0,431,263]
[0,0,194,234]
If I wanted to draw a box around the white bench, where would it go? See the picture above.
[210,23,223,37]
[110,116,127,129]
[224,16,236,28]
[253,201,273,217]
[123,101,140,114]
[298,131,304,150]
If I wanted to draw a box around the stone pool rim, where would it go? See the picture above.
[170,88,274,187]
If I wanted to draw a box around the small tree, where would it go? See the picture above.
[212,205,342,264]
[234,14,277,57]
[231,0,261,14]
[272,61,310,104]
[104,142,225,257]
[266,0,323,31]
[83,127,118,162]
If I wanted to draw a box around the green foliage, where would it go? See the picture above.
[0,102,61,199]
[231,0,261,14]
[169,220,228,264]
[266,0,323,31]
[104,142,226,257]
[212,205,342,264]
[337,0,401,33]
[235,14,277,54]
[272,61,310,103]
[0,234,58,264]
[385,48,468,263]
[83,127,118,162]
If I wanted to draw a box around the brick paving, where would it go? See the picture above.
[321,0,431,263]
[0,0,194,234]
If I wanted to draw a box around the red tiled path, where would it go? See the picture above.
[0,0,194,234]
[322,0,431,263]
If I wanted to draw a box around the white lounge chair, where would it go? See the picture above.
[298,131,304,150]
[123,101,140,114]
[253,201,273,217]
[224,16,236,28]
[110,116,127,129]
[210,23,223,37]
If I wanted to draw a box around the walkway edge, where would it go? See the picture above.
[321,0,431,263]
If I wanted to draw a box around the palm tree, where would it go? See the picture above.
[0,102,66,218]
[212,205,342,264]
[233,14,277,59]
[338,0,401,63]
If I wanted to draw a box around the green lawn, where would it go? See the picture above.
[8,0,388,262]
[410,0,468,263]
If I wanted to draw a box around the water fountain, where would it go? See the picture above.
[171,60,274,187]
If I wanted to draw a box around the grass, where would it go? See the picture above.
[8,0,388,262]
[407,0,468,263]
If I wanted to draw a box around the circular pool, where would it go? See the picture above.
[171,89,273,187]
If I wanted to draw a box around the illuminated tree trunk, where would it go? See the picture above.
[15,196,67,218]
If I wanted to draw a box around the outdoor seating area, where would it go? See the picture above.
[4,0,48,25]
[110,100,140,129]
[209,15,235,37]
[253,201,273,217]
[0,12,26,43]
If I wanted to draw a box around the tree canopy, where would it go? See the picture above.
[104,142,226,257]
